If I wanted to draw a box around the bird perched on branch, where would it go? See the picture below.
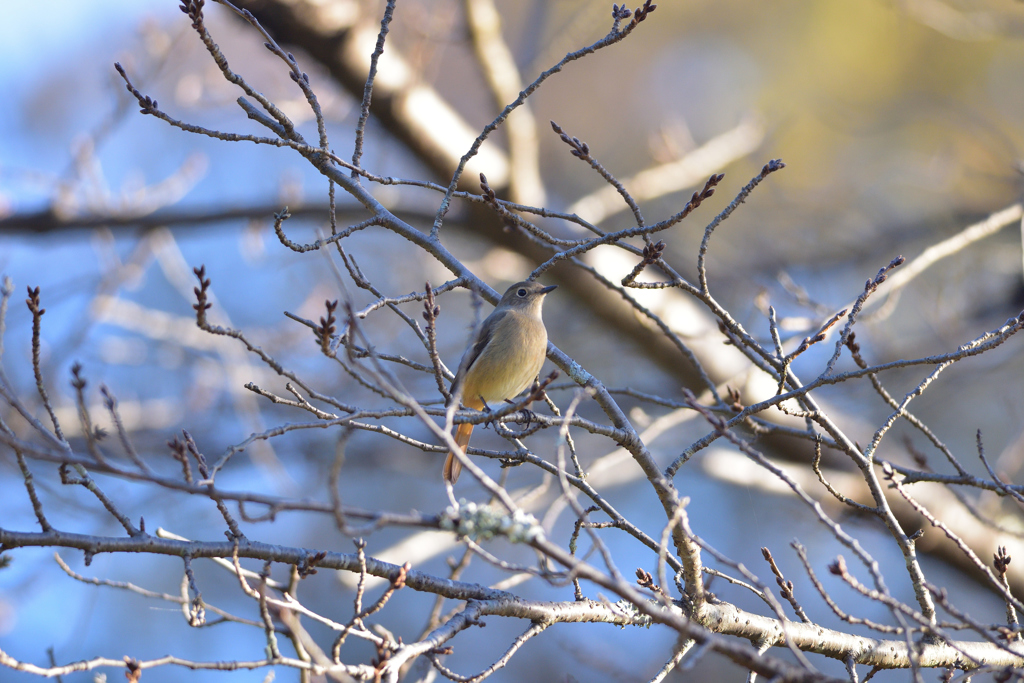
[443,281,556,484]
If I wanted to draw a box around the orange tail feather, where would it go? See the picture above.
[443,422,475,483]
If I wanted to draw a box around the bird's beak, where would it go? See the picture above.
[539,285,557,294]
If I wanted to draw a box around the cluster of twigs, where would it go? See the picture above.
[3,1,1024,682]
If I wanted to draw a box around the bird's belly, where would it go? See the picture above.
[461,330,546,404]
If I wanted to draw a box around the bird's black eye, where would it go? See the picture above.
[517,288,528,297]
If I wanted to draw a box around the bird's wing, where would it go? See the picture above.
[449,309,507,405]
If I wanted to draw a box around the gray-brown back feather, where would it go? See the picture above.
[449,308,507,407]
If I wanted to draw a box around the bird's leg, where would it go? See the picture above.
[502,398,535,430]
[519,404,536,428]
[517,377,551,427]
[476,395,500,432]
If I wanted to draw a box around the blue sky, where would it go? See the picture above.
[0,1,171,85]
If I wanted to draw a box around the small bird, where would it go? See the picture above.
[443,281,556,484]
